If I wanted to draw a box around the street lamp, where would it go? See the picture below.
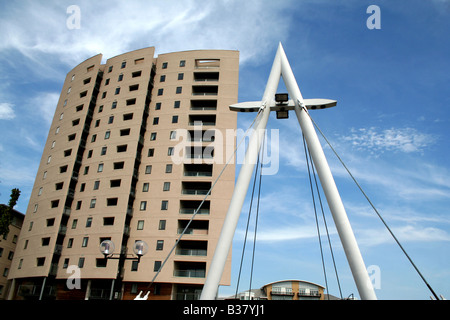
[100,240,148,263]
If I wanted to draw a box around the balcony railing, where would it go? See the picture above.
[182,189,209,195]
[179,208,210,215]
[174,269,206,278]
[176,248,207,256]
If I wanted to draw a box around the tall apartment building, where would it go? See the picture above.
[7,47,239,300]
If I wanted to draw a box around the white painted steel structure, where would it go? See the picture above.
[200,43,377,300]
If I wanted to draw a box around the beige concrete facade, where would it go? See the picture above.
[7,47,239,300]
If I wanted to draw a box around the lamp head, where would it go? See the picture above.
[133,240,149,257]
[99,240,115,256]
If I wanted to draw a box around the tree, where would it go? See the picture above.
[0,188,21,237]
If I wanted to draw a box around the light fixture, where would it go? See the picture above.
[276,110,289,119]
[133,240,149,258]
[99,240,115,256]
[99,239,148,263]
[275,93,289,104]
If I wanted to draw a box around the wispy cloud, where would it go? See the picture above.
[0,102,15,120]
[340,127,437,155]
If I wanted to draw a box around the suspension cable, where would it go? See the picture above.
[142,110,265,296]
[307,139,343,299]
[234,143,262,298]
[303,134,330,298]
[304,110,440,300]
[249,132,265,296]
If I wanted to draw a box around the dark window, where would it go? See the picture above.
[107,198,118,206]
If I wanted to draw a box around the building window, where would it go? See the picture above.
[114,161,125,169]
[41,237,50,246]
[162,62,168,69]
[78,257,85,268]
[165,164,173,173]
[51,200,59,208]
[163,182,170,191]
[93,180,100,190]
[90,198,96,208]
[179,60,185,67]
[108,66,113,73]
[155,102,161,110]
[105,78,110,85]
[160,75,166,82]
[170,131,176,140]
[156,240,164,251]
[101,146,107,155]
[112,101,117,109]
[161,200,168,210]
[46,218,55,226]
[142,183,149,192]
[86,217,93,228]
[121,61,126,69]
[150,132,157,141]
[148,148,154,157]
[157,88,163,96]
[110,179,121,188]
[96,258,107,268]
[140,201,147,211]
[154,261,162,272]
[178,73,184,80]
[132,70,142,78]
[101,92,107,99]
[80,183,86,192]
[120,128,130,136]
[115,87,120,95]
[38,187,43,196]
[47,155,52,164]
[158,220,166,230]
[55,182,64,190]
[105,130,110,139]
[145,165,152,174]
[72,219,78,229]
[176,86,182,94]
[117,145,127,152]
[153,117,159,125]
[167,147,174,156]
[174,101,180,108]
[172,115,178,123]
[97,163,104,172]
[37,257,45,267]
[67,238,73,248]
[107,198,118,206]
[91,134,97,142]
[103,217,115,226]
[129,84,139,91]
[118,74,123,81]
[126,98,136,105]
[84,166,89,175]
[131,261,139,271]
[137,220,144,230]
[76,201,82,210]
[64,149,72,157]
[108,115,114,124]
[82,237,89,247]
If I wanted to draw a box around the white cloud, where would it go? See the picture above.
[27,92,60,125]
[0,102,15,120]
[0,0,295,71]
[341,127,437,154]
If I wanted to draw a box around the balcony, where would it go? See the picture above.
[194,72,219,82]
[190,100,217,111]
[195,59,220,69]
[176,240,207,256]
[180,200,210,215]
[189,114,216,126]
[184,164,213,177]
[182,182,212,196]
[188,130,215,142]
[192,85,218,96]
[178,219,209,235]
[185,146,214,160]
[298,290,321,298]
[174,262,206,278]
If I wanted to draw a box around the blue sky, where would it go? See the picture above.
[0,0,449,300]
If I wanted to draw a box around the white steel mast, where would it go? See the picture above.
[200,43,377,300]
